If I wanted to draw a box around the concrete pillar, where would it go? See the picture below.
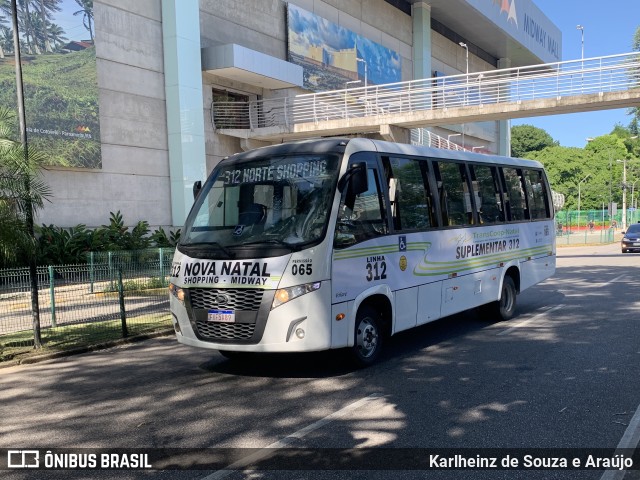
[412,2,432,81]
[162,0,206,227]
[240,138,271,152]
[497,57,512,157]
[412,2,432,146]
[380,125,410,144]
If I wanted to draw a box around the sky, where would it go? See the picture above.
[510,0,639,148]
[53,0,90,42]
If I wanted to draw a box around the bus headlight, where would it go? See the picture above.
[169,283,185,303]
[272,282,321,309]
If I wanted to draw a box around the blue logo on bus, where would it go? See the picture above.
[399,236,406,251]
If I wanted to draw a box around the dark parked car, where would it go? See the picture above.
[621,223,640,253]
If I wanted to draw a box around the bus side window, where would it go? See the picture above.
[501,167,528,221]
[434,161,474,226]
[384,156,437,231]
[335,166,387,248]
[523,169,551,219]
[470,164,505,224]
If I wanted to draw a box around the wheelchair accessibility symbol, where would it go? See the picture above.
[399,235,406,252]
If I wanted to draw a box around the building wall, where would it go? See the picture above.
[430,30,499,151]
[37,0,170,229]
[199,0,415,199]
[34,0,522,229]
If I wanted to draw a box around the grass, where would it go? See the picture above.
[0,314,173,364]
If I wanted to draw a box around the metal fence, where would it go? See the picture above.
[554,209,627,245]
[0,248,175,363]
[555,227,616,245]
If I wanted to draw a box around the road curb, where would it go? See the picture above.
[1,328,175,369]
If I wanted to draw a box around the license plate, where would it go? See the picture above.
[207,310,235,323]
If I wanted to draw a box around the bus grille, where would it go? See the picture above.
[195,321,256,340]
[189,288,263,311]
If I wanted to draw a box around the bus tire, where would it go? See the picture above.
[494,275,517,321]
[350,306,383,368]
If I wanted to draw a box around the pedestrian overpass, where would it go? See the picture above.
[212,52,640,144]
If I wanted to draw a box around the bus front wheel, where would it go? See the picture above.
[350,306,383,367]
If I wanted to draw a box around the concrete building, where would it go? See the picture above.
[37,0,561,229]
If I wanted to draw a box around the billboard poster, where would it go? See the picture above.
[0,0,101,169]
[287,3,402,91]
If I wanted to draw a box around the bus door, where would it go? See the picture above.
[332,154,389,304]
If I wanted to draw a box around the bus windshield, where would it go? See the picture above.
[180,153,341,257]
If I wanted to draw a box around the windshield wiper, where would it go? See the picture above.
[238,239,295,248]
[180,241,235,257]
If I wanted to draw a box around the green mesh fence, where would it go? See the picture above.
[554,209,636,245]
[0,249,175,363]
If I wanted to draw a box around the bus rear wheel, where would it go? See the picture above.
[481,275,517,322]
[495,275,517,321]
[350,306,383,368]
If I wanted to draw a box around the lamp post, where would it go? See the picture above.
[356,57,367,88]
[631,179,639,223]
[576,25,584,59]
[459,42,469,75]
[458,42,469,104]
[459,42,469,149]
[447,133,461,149]
[618,136,638,230]
[11,0,42,348]
[577,173,590,230]
[616,159,635,231]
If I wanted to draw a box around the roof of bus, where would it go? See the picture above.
[361,138,545,169]
[224,137,544,169]
[224,137,350,161]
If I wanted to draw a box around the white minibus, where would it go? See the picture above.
[169,138,555,366]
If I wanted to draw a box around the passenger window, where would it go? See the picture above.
[385,156,437,231]
[334,165,388,248]
[470,164,504,224]
[502,167,528,221]
[434,161,474,226]
[523,169,550,220]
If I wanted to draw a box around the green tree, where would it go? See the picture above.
[510,124,558,158]
[0,106,50,267]
[73,0,93,42]
[628,25,640,134]
[583,134,632,209]
[0,0,12,57]
[526,146,594,209]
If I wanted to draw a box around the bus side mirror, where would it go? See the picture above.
[338,162,368,194]
[193,181,202,199]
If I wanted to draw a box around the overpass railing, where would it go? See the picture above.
[211,52,640,131]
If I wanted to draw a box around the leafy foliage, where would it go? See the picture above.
[511,125,558,158]
[34,210,181,266]
[36,223,93,265]
[522,130,639,211]
[0,106,51,268]
[150,226,182,247]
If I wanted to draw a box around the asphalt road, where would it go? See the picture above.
[1,242,639,480]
